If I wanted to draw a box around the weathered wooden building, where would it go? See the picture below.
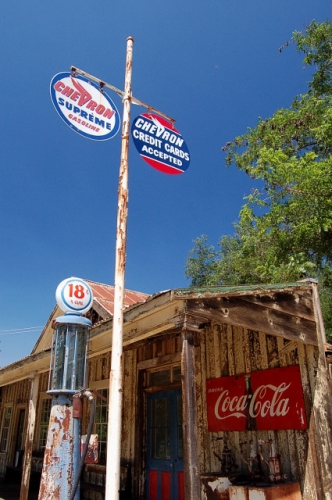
[0,280,331,499]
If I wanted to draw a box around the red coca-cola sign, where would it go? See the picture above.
[206,365,307,431]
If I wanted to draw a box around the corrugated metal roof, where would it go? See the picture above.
[29,280,149,357]
[85,279,149,315]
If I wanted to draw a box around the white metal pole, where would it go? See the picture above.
[105,36,134,500]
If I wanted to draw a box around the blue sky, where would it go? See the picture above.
[0,1,330,366]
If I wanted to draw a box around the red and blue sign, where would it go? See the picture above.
[50,72,120,141]
[131,113,190,174]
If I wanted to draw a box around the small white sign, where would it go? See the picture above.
[56,277,93,314]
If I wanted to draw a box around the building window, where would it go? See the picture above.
[0,406,12,452]
[94,389,108,463]
[147,365,181,389]
[39,398,52,450]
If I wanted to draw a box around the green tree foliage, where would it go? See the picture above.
[186,20,332,341]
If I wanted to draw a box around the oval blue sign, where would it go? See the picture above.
[131,113,190,174]
[50,72,121,141]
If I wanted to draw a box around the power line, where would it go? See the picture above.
[0,327,43,336]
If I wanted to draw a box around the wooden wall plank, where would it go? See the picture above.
[181,332,201,500]
[197,330,211,473]
[212,322,222,379]
[198,322,320,496]
[277,337,297,486]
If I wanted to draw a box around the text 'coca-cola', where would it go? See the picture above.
[206,365,307,432]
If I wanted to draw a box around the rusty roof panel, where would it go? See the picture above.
[86,280,149,315]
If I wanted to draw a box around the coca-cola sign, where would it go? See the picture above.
[206,366,307,431]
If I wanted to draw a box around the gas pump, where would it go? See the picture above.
[38,278,95,500]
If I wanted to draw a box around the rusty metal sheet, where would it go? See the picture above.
[201,475,231,500]
[38,397,76,500]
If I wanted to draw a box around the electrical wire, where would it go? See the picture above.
[0,327,43,336]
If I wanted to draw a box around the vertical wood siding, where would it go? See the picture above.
[0,379,30,476]
[196,322,321,499]
[0,320,326,498]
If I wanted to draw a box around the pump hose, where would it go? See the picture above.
[70,390,95,500]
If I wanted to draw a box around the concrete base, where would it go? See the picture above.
[229,482,301,500]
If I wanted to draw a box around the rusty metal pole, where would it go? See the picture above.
[105,36,134,500]
[38,396,77,500]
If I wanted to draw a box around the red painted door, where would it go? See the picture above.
[147,391,184,500]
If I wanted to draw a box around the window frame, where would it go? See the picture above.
[36,394,52,452]
[0,405,13,453]
[93,387,109,464]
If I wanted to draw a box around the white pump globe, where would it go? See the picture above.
[55,277,93,314]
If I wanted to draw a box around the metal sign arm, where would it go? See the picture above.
[70,65,176,125]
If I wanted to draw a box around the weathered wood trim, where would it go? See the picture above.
[89,319,180,358]
[123,290,175,322]
[185,299,318,345]
[310,282,332,496]
[88,328,183,361]
[137,352,181,371]
[181,331,200,500]
[238,291,314,321]
[311,283,328,360]
[173,283,311,301]
[124,322,178,346]
[0,351,50,388]
[19,373,40,500]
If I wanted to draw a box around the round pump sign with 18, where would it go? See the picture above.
[55,277,94,314]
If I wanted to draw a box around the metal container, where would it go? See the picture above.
[48,313,91,394]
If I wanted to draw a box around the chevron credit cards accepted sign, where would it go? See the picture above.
[131,113,190,174]
[50,72,120,141]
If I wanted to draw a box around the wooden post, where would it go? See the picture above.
[105,36,134,500]
[310,282,332,497]
[181,331,201,500]
[20,373,40,500]
[69,42,177,500]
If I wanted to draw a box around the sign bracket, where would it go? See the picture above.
[70,65,176,125]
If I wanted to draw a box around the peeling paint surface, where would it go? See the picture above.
[38,397,76,500]
[201,475,231,500]
[229,482,302,500]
